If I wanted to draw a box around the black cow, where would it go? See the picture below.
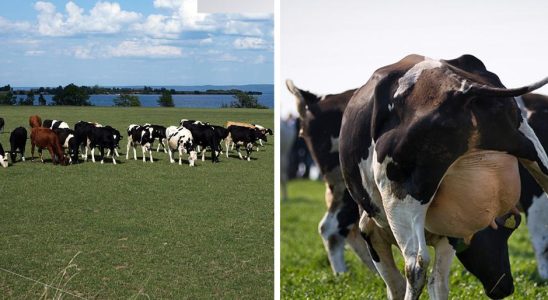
[0,142,8,168]
[184,123,220,163]
[43,119,69,130]
[74,121,102,161]
[9,127,27,163]
[212,125,229,153]
[54,128,79,164]
[338,54,548,299]
[126,124,155,162]
[88,127,118,164]
[225,125,264,161]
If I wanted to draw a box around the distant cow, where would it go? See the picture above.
[29,115,42,128]
[30,127,66,165]
[166,126,197,166]
[143,124,167,153]
[9,127,27,163]
[338,54,548,299]
[54,128,79,164]
[180,119,208,127]
[0,117,4,133]
[225,125,264,161]
[88,127,118,164]
[43,119,69,130]
[126,124,154,163]
[0,142,8,168]
[184,123,220,163]
[74,121,102,160]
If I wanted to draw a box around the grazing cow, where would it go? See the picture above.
[29,115,42,128]
[143,124,168,152]
[126,124,154,162]
[338,54,548,299]
[0,117,4,132]
[225,121,271,150]
[88,126,118,164]
[9,127,27,163]
[184,123,220,163]
[43,119,69,130]
[253,124,273,148]
[165,126,198,166]
[516,92,548,279]
[74,121,104,160]
[30,127,66,165]
[225,125,264,161]
[0,142,8,168]
[103,125,122,158]
[211,125,229,153]
[54,128,79,163]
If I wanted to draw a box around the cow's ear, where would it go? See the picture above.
[286,79,320,118]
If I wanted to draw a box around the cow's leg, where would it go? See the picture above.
[527,193,548,279]
[114,148,120,157]
[21,147,25,162]
[100,146,105,164]
[91,147,96,163]
[39,148,44,163]
[383,194,430,300]
[126,140,131,160]
[427,237,454,300]
[225,140,230,158]
[142,147,146,163]
[178,148,183,165]
[163,138,168,153]
[345,225,378,273]
[149,148,153,163]
[362,219,406,300]
[80,144,86,159]
[47,146,55,164]
[236,145,243,160]
[168,147,175,163]
[111,146,116,165]
[201,149,206,161]
[106,149,111,157]
[31,142,35,160]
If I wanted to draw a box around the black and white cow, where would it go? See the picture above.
[126,124,154,163]
[103,125,122,158]
[143,123,168,153]
[88,126,118,164]
[0,142,8,168]
[165,126,197,166]
[9,127,27,163]
[184,123,220,163]
[516,92,548,279]
[252,124,272,149]
[225,125,264,161]
[180,119,208,127]
[288,79,527,298]
[338,54,548,299]
[54,128,79,163]
[43,119,69,130]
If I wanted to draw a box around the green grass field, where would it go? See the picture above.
[282,180,548,299]
[0,106,273,299]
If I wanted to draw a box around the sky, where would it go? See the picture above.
[280,0,548,117]
[0,0,273,87]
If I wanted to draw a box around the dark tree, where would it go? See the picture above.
[157,91,174,107]
[38,93,47,105]
[52,84,91,106]
[19,91,35,105]
[113,94,141,107]
[0,91,16,105]
[229,91,267,109]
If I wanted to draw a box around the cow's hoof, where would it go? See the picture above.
[247,157,251,161]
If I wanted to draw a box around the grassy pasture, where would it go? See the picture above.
[0,106,273,299]
[282,180,547,299]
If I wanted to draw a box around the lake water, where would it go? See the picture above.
[12,84,274,108]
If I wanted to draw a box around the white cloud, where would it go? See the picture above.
[217,53,242,62]
[199,37,213,45]
[0,16,32,33]
[107,40,183,58]
[253,54,266,64]
[34,1,141,36]
[223,20,262,36]
[233,37,267,49]
[24,50,45,56]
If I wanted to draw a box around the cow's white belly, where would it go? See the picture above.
[425,150,520,242]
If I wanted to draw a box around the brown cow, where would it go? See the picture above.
[31,127,67,165]
[29,115,42,128]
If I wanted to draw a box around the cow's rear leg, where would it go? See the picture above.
[345,225,377,273]
[125,140,131,160]
[201,149,206,161]
[383,195,430,300]
[427,237,454,300]
[361,217,405,300]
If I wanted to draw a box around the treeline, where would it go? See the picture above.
[0,83,268,108]
[10,85,262,96]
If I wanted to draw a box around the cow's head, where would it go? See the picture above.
[450,211,521,299]
[286,79,355,174]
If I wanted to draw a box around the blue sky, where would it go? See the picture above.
[0,0,273,86]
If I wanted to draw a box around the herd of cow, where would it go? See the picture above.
[287,54,548,299]
[0,115,272,168]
